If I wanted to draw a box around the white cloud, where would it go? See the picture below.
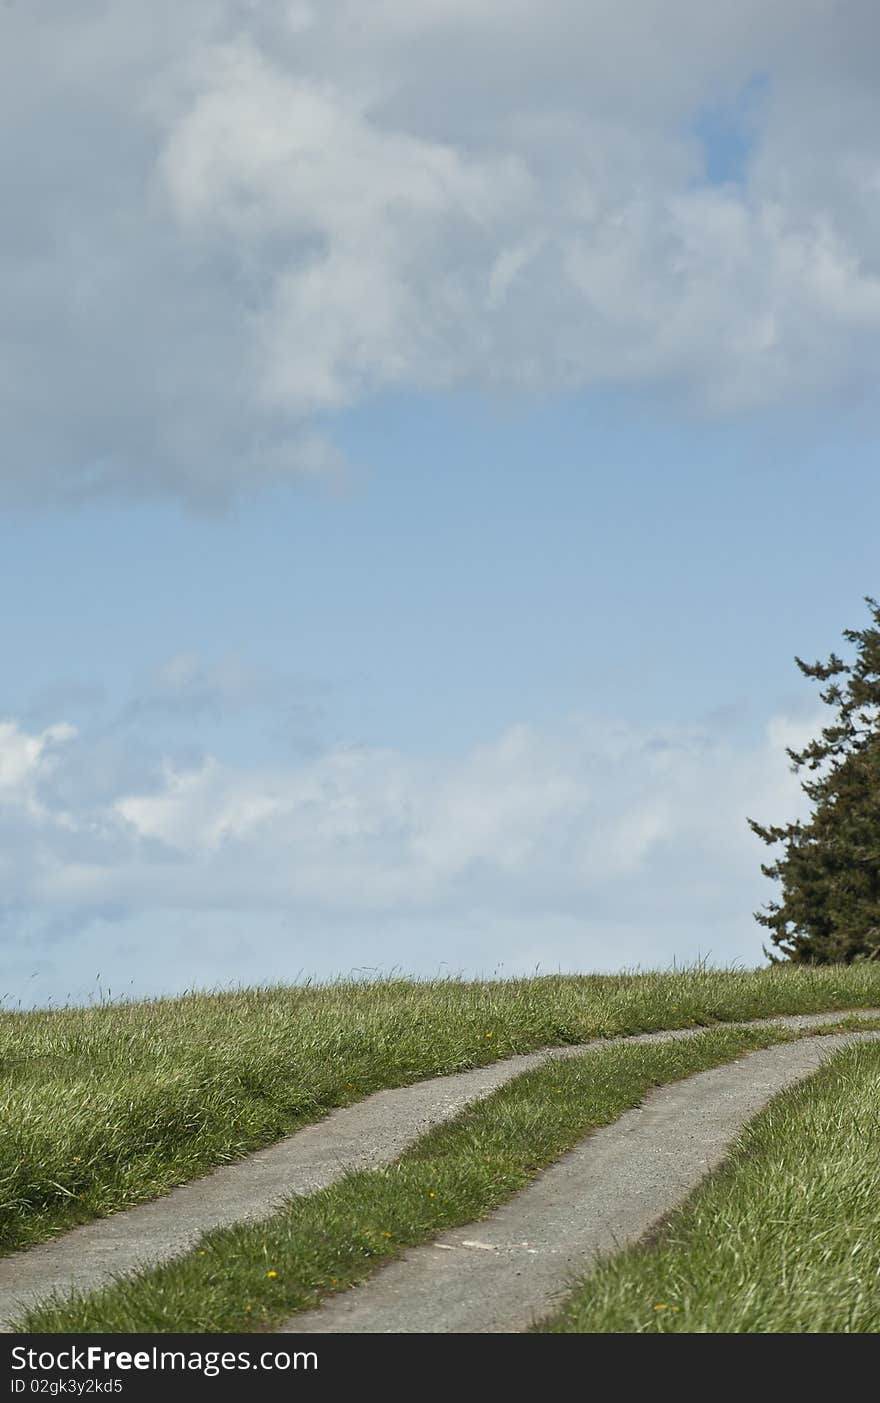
[0,702,816,1004]
[3,3,880,500]
[0,720,76,798]
[152,27,880,418]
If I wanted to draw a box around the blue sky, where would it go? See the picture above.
[2,2,880,1005]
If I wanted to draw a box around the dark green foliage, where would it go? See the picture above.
[749,597,880,963]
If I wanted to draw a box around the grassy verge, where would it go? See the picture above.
[3,965,880,1256]
[17,1022,799,1333]
[539,1037,880,1333]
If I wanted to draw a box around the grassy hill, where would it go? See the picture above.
[3,964,880,1258]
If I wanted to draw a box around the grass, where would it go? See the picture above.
[3,964,880,1257]
[539,1037,880,1333]
[17,1022,801,1333]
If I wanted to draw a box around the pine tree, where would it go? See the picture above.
[748,596,880,963]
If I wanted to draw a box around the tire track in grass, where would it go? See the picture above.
[540,1038,880,1334]
[11,1013,879,1333]
[279,1032,880,1335]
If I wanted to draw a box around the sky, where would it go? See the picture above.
[2,1,880,1006]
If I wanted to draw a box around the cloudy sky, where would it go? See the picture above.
[2,1,879,1006]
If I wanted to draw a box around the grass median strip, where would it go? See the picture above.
[539,1036,880,1333]
[16,1022,806,1334]
[4,965,880,1257]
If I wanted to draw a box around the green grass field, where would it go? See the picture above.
[539,1038,880,1333]
[4,964,880,1258]
[17,1021,798,1333]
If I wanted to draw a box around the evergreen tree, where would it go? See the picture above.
[748,597,880,963]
